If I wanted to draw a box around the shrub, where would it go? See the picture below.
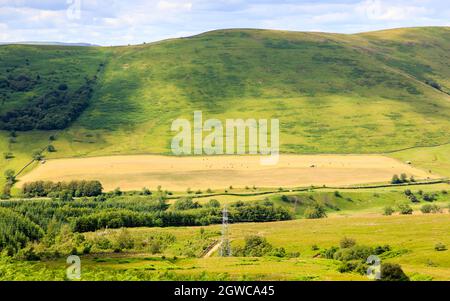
[333,245,373,262]
[322,246,339,259]
[420,204,441,214]
[233,236,273,257]
[397,203,413,215]
[4,169,16,183]
[383,206,395,216]
[408,194,419,203]
[434,243,447,251]
[141,187,151,196]
[3,152,14,159]
[311,244,320,251]
[338,261,358,273]
[380,263,409,281]
[269,247,287,258]
[404,189,412,196]
[374,245,391,255]
[340,237,356,249]
[93,237,113,250]
[47,145,56,152]
[422,193,437,202]
[400,173,408,183]
[304,203,327,219]
[115,229,134,250]
[391,175,401,184]
[173,198,201,211]
[206,199,220,208]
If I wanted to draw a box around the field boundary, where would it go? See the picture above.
[168,178,449,200]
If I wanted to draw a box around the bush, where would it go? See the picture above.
[206,199,220,208]
[422,193,437,202]
[374,245,391,255]
[4,169,16,183]
[233,236,273,257]
[47,145,56,152]
[397,203,413,215]
[434,243,447,251]
[391,175,401,184]
[304,203,327,219]
[380,263,409,281]
[269,247,287,258]
[322,246,339,259]
[3,152,14,159]
[115,229,134,250]
[408,194,419,203]
[340,237,356,249]
[141,187,151,196]
[173,198,201,211]
[420,204,441,214]
[333,245,373,261]
[338,261,358,273]
[383,206,395,216]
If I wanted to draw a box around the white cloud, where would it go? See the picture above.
[356,0,429,21]
[0,0,448,45]
[157,0,193,11]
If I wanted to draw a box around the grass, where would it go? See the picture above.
[1,27,450,189]
[1,186,448,281]
[8,212,449,281]
[389,144,450,177]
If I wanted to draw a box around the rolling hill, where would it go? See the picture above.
[1,27,450,190]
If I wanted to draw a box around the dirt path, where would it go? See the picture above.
[202,241,222,258]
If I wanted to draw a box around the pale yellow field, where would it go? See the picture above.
[18,154,438,191]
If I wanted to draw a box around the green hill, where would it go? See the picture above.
[1,27,450,189]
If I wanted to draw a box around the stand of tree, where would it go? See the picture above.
[22,180,103,198]
[0,197,291,241]
[0,78,96,131]
[0,208,44,253]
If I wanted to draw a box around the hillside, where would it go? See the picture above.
[1,27,450,189]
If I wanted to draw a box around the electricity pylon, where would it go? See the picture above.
[220,206,232,257]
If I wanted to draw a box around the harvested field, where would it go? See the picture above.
[19,154,438,191]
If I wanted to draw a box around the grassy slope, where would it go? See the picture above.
[10,213,450,280]
[1,27,450,189]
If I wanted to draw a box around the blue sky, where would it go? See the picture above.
[0,0,448,45]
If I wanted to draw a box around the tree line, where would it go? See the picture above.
[22,180,103,198]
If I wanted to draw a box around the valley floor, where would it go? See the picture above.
[2,212,449,281]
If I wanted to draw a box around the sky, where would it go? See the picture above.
[0,0,449,45]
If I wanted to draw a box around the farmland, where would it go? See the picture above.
[17,154,438,191]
